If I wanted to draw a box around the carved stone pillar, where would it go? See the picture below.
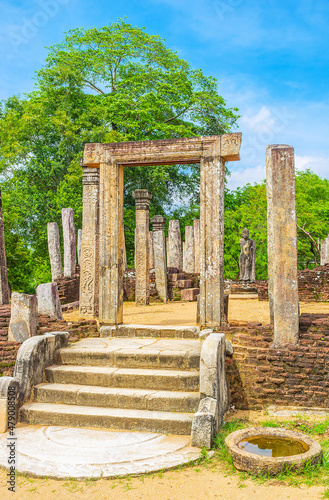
[168,220,182,270]
[200,152,225,328]
[133,189,152,306]
[151,216,167,303]
[193,219,200,273]
[79,167,100,317]
[266,145,299,347]
[183,226,194,273]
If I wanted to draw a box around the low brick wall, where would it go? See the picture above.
[0,305,20,377]
[256,264,329,302]
[0,305,98,377]
[225,313,329,410]
[55,268,80,305]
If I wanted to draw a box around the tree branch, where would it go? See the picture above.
[164,107,190,123]
[83,79,105,95]
[297,224,320,266]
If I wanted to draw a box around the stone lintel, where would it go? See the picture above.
[83,133,242,167]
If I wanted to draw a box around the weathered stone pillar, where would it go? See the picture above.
[200,151,225,328]
[62,208,76,278]
[123,227,127,271]
[8,292,38,342]
[320,235,329,265]
[36,282,63,320]
[183,226,195,273]
[47,222,62,281]
[193,219,200,273]
[0,189,9,305]
[168,220,182,270]
[266,145,299,346]
[79,167,99,317]
[77,229,82,266]
[133,190,152,306]
[151,216,167,303]
[149,231,155,269]
[99,158,124,324]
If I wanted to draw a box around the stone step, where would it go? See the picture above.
[56,338,201,370]
[34,383,200,413]
[19,402,194,435]
[176,280,193,289]
[181,289,200,302]
[45,365,200,392]
[100,324,200,339]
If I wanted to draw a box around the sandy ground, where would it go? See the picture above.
[6,299,329,499]
[65,299,329,326]
[0,463,325,500]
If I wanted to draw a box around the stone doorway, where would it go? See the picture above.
[79,134,241,328]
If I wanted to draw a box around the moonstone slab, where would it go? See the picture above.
[0,426,200,479]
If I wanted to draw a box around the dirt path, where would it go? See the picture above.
[0,461,325,500]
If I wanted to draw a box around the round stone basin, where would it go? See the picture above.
[225,427,322,475]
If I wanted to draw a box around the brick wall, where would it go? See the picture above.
[55,268,80,305]
[256,264,329,302]
[225,313,329,410]
[0,305,98,378]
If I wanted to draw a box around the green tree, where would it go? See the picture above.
[0,19,239,290]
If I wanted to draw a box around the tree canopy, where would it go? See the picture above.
[0,20,240,291]
[1,21,328,293]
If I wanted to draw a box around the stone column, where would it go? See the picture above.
[182,241,186,271]
[77,229,82,266]
[47,222,62,281]
[79,167,100,317]
[62,208,76,278]
[133,190,152,306]
[151,216,167,303]
[168,220,182,270]
[99,158,124,324]
[320,236,329,265]
[200,150,225,328]
[193,219,200,273]
[183,226,195,273]
[123,227,127,271]
[0,189,10,304]
[266,145,299,347]
[149,231,155,269]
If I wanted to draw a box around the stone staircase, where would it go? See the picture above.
[19,329,202,436]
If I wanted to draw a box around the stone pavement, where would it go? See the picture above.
[0,424,200,479]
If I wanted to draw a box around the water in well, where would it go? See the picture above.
[238,435,310,458]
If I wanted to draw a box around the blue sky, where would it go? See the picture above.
[1,0,328,189]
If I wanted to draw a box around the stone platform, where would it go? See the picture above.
[0,425,200,479]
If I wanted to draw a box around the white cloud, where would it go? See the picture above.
[295,155,329,179]
[227,164,266,190]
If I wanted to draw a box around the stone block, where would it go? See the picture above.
[191,397,216,448]
[181,288,200,302]
[176,280,193,289]
[8,292,38,342]
[36,282,63,320]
